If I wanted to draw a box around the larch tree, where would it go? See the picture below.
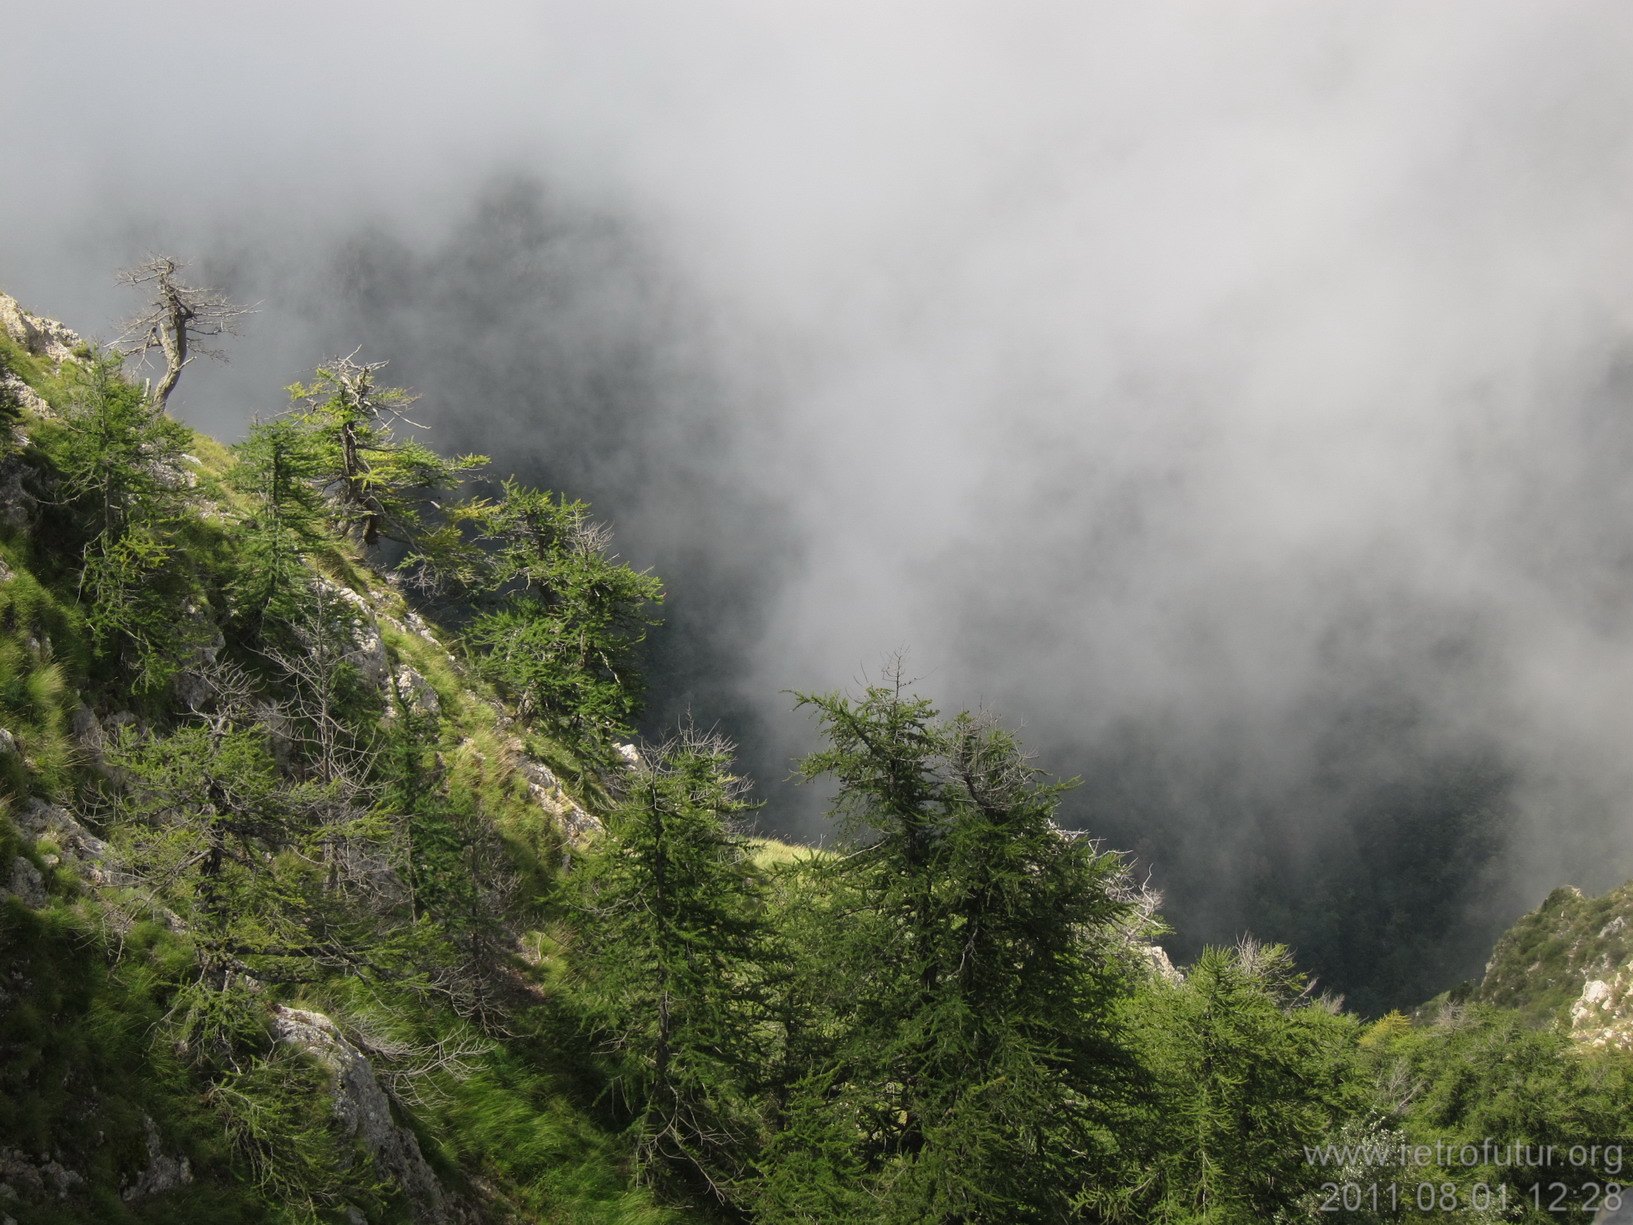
[457,479,663,741]
[117,255,252,411]
[288,350,485,553]
[568,728,771,1202]
[762,668,1143,1225]
[54,348,204,692]
[228,416,330,625]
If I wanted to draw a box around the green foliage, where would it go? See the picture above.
[769,675,1142,1224]
[1119,941,1359,1223]
[0,345,23,440]
[0,563,79,797]
[11,290,1633,1225]
[1354,1006,1633,1221]
[227,417,330,624]
[460,480,664,741]
[569,729,770,1200]
[209,1047,378,1223]
[52,349,206,694]
[288,353,486,552]
[1474,883,1633,1028]
[0,903,277,1224]
[101,719,383,1055]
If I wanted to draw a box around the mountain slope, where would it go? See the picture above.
[1472,880,1633,1049]
[0,290,691,1225]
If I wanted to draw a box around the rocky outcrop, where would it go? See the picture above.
[4,857,45,908]
[312,577,392,689]
[506,739,600,840]
[1475,881,1633,1039]
[0,293,85,367]
[1570,971,1633,1051]
[1140,942,1183,984]
[392,664,441,716]
[172,602,228,710]
[0,366,48,417]
[271,1007,456,1225]
[0,1147,85,1202]
[12,798,121,887]
[120,1115,193,1202]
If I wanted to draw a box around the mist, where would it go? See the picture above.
[6,2,1633,1009]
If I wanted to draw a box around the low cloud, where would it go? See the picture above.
[5,1,1633,1006]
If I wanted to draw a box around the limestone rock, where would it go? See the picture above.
[5,857,45,907]
[0,369,49,417]
[15,799,121,886]
[120,1115,192,1202]
[504,741,599,840]
[392,664,440,716]
[0,455,38,531]
[0,292,85,367]
[312,578,392,690]
[271,1007,455,1225]
[0,1148,84,1201]
[1570,972,1633,1051]
[350,630,391,689]
[1140,942,1183,984]
[69,705,98,741]
[171,603,228,710]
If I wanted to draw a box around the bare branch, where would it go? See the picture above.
[116,255,254,410]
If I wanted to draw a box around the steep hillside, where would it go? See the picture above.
[0,290,688,1225]
[1473,881,1633,1049]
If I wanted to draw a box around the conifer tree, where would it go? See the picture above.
[767,671,1140,1223]
[103,717,367,1054]
[568,728,770,1201]
[54,348,204,691]
[458,479,663,740]
[289,351,485,553]
[228,416,329,624]
[1122,941,1357,1223]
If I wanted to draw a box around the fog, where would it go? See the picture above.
[6,2,1633,1007]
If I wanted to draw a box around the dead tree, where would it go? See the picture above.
[117,256,253,410]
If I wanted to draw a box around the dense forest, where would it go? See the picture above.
[0,277,1630,1224]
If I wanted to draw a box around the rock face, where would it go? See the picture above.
[5,857,45,908]
[13,799,120,887]
[120,1116,193,1202]
[171,603,228,710]
[0,1147,85,1201]
[392,664,441,716]
[271,1007,455,1225]
[0,293,86,366]
[313,577,392,690]
[1570,971,1633,1051]
[507,740,600,840]
[1140,942,1183,984]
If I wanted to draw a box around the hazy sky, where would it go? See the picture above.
[7,2,1633,1004]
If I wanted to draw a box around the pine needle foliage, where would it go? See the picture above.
[1119,941,1358,1223]
[288,352,486,553]
[770,670,1141,1224]
[460,480,664,742]
[568,728,772,1202]
[52,349,205,694]
[227,417,330,625]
